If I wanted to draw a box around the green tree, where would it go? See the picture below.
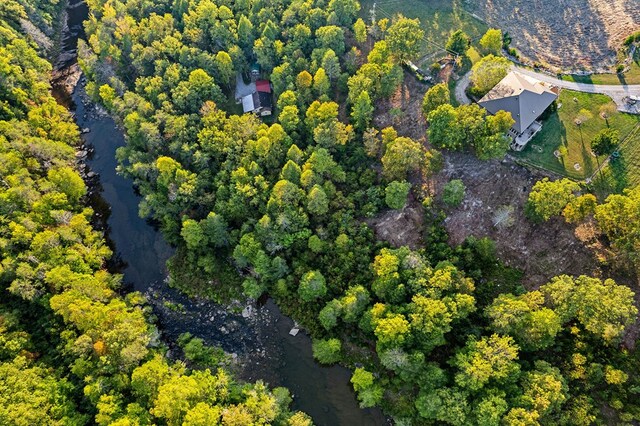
[427,104,465,150]
[385,181,411,209]
[214,51,234,87]
[307,185,329,216]
[321,49,341,81]
[487,292,562,350]
[422,83,450,117]
[353,18,367,44]
[313,67,331,97]
[594,186,640,267]
[562,194,597,223]
[350,368,383,408]
[526,178,580,222]
[0,357,84,426]
[319,299,342,330]
[327,0,360,27]
[479,28,503,55]
[312,338,342,364]
[416,387,469,424]
[381,136,426,180]
[518,361,568,417]
[278,105,300,133]
[298,270,327,302]
[181,218,206,250]
[591,128,620,156]
[454,334,520,391]
[470,55,511,95]
[47,166,87,203]
[446,30,471,55]
[351,90,374,131]
[316,25,346,56]
[385,16,424,63]
[540,275,637,344]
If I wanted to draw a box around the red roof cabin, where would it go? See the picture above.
[256,80,272,93]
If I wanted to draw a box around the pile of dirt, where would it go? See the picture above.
[435,152,600,288]
[466,0,640,72]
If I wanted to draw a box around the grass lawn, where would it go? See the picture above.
[513,90,640,180]
[359,0,487,66]
[592,126,640,196]
[560,48,640,85]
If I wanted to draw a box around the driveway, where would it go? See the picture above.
[234,73,255,101]
[454,70,472,105]
[514,66,640,114]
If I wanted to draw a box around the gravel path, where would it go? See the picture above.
[514,66,640,113]
[455,71,472,105]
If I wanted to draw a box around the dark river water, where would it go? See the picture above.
[52,1,388,424]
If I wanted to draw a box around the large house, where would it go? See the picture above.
[478,71,558,151]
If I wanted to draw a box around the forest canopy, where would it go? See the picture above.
[75,0,640,424]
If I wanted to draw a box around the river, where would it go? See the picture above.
[51,1,387,425]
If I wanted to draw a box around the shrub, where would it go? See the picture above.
[442,180,466,207]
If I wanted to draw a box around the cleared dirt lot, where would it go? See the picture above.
[436,152,601,288]
[467,0,640,71]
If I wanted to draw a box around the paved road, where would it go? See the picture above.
[514,66,640,113]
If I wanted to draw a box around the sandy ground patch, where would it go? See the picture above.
[467,0,640,71]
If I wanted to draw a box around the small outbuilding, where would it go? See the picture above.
[250,63,261,81]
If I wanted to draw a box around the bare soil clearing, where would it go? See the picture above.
[467,0,640,72]
[372,70,429,141]
[437,152,601,288]
[367,204,424,250]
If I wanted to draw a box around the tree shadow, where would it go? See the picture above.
[595,154,629,198]
[609,154,629,192]
[617,72,628,86]
[580,140,596,177]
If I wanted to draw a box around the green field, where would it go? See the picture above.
[359,0,487,67]
[561,48,640,85]
[513,90,640,180]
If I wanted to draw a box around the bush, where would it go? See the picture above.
[312,338,342,364]
[442,180,466,207]
[623,31,640,46]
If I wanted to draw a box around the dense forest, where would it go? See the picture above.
[69,0,640,424]
[0,1,311,425]
[2,0,640,424]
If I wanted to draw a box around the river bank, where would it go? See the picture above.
[49,0,387,424]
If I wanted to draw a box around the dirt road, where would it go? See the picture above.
[514,67,640,113]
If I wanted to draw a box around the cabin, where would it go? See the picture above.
[478,71,558,151]
[241,79,273,116]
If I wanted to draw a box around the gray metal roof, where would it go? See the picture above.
[478,71,558,133]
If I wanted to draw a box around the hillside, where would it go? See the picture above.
[467,0,640,71]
